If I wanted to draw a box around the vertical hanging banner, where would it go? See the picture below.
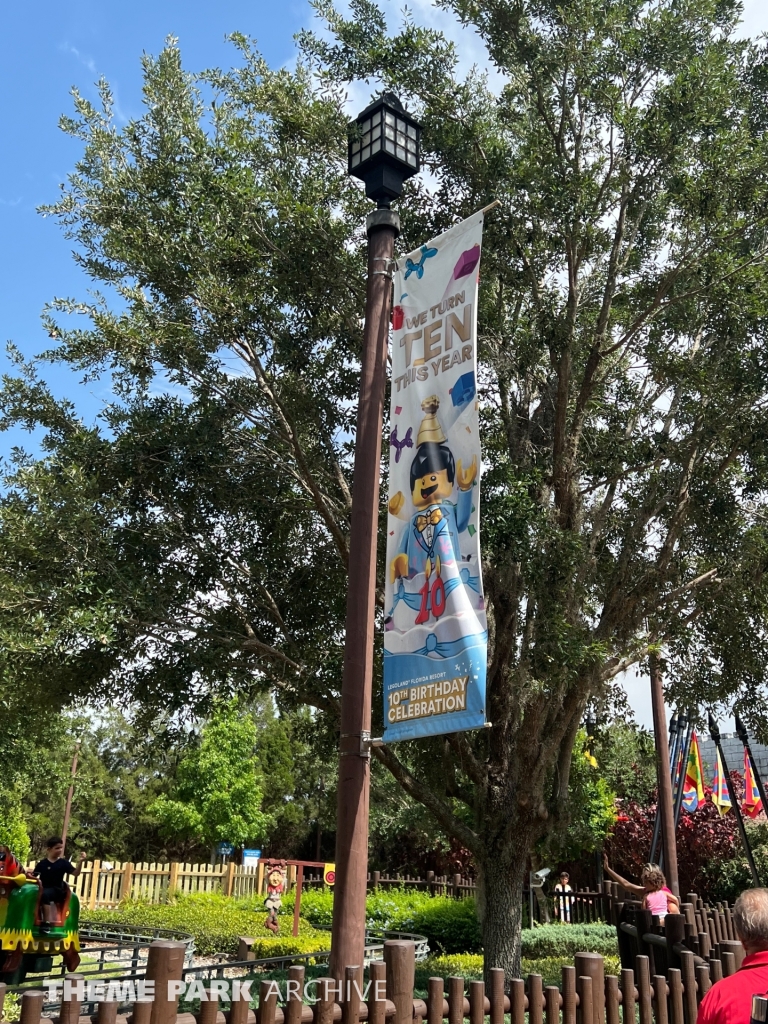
[383,211,487,742]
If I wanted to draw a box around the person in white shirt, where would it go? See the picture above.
[553,871,573,922]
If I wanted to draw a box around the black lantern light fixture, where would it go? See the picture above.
[348,92,421,207]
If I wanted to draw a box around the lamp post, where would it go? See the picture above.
[649,653,679,897]
[650,712,677,865]
[329,93,421,979]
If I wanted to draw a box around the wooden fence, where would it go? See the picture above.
[23,861,608,920]
[610,884,744,974]
[22,861,267,909]
[21,863,485,909]
[2,926,745,1024]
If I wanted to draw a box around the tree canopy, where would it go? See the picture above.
[4,0,768,976]
[2,700,336,863]
[150,705,271,851]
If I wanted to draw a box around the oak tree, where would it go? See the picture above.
[4,0,768,974]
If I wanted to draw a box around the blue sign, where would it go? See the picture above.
[216,842,234,856]
[242,848,261,868]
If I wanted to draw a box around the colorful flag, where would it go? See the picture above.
[383,212,487,742]
[712,748,732,816]
[744,750,764,819]
[682,731,706,812]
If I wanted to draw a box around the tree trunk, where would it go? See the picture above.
[479,841,528,982]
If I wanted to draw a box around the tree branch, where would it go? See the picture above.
[372,743,480,853]
[246,345,350,567]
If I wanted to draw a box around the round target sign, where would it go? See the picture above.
[323,863,336,886]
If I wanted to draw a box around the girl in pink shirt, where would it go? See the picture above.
[641,864,679,921]
[603,856,680,923]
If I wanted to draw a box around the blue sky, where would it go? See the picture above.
[0,0,312,431]
[2,0,767,729]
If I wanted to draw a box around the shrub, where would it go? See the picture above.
[1,992,20,1024]
[519,956,621,986]
[419,953,484,977]
[82,891,323,956]
[399,897,482,954]
[701,821,768,904]
[245,934,331,959]
[284,888,482,954]
[520,923,618,959]
[280,888,335,926]
[418,953,621,987]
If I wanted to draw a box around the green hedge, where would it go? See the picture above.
[420,953,621,987]
[288,889,616,957]
[81,889,617,960]
[242,934,331,959]
[284,888,481,954]
[419,953,484,977]
[82,892,326,957]
[520,923,618,959]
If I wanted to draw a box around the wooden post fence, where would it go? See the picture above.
[27,924,754,1024]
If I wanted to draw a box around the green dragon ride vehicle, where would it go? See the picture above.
[0,868,80,984]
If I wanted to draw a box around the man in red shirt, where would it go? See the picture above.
[698,888,768,1024]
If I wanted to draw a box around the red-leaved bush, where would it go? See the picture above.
[606,776,741,900]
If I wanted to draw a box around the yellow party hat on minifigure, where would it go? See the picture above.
[417,396,446,445]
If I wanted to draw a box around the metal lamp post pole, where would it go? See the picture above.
[649,653,680,896]
[329,207,400,978]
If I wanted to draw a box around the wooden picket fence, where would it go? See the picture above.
[21,862,487,909]
[23,860,610,921]
[22,861,267,909]
[0,927,744,1024]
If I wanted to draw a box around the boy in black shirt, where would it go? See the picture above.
[34,837,86,925]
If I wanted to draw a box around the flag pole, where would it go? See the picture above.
[660,711,687,872]
[736,716,768,819]
[671,712,688,804]
[709,714,761,886]
[673,717,694,828]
